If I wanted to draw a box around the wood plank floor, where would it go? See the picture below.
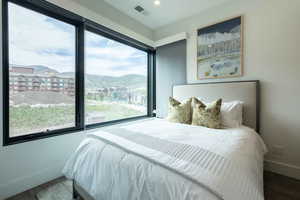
[264,171,300,200]
[6,171,300,200]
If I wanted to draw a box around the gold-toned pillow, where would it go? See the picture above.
[167,97,192,124]
[191,97,222,129]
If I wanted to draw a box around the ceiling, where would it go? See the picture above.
[103,0,234,29]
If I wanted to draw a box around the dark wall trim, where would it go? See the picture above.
[2,0,155,146]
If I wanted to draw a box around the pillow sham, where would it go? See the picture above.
[191,97,222,129]
[166,97,192,124]
[221,101,243,128]
[199,98,244,128]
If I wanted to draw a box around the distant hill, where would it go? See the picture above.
[60,72,146,89]
[10,64,58,74]
[27,65,59,74]
[11,65,146,89]
[230,25,241,33]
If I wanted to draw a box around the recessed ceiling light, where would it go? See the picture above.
[154,0,160,6]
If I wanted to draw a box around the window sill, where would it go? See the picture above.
[3,115,154,147]
[3,127,84,147]
[85,115,153,130]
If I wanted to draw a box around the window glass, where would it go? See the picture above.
[8,3,76,137]
[85,31,148,124]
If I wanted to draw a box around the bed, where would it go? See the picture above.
[63,80,267,200]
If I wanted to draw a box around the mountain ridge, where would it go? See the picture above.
[11,65,146,89]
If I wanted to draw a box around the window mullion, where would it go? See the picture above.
[76,23,85,129]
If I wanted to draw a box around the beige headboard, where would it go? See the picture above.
[173,80,260,132]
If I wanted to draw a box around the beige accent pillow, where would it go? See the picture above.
[166,97,192,124]
[191,97,222,129]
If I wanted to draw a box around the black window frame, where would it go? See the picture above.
[2,0,155,146]
[84,24,153,129]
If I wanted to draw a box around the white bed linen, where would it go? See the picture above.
[63,118,267,200]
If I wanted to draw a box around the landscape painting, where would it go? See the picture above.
[197,16,243,79]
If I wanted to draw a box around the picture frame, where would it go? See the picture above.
[197,16,244,79]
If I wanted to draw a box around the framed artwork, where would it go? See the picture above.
[197,16,243,79]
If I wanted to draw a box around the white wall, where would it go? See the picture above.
[154,0,300,179]
[0,0,154,199]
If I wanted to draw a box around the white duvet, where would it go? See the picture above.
[63,118,267,200]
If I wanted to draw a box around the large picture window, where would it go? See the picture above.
[85,31,148,125]
[2,0,154,145]
[7,2,77,137]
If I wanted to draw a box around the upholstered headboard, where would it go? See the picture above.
[173,80,260,132]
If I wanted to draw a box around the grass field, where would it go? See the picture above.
[9,102,145,137]
[86,103,144,122]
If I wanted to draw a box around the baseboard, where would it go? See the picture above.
[265,159,300,180]
[0,164,64,200]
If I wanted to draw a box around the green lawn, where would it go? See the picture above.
[9,103,145,137]
[9,105,75,136]
[86,104,144,122]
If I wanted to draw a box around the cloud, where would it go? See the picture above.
[9,2,147,77]
[9,2,75,72]
[85,31,147,76]
[85,57,147,77]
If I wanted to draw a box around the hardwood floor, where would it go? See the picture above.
[264,171,300,200]
[5,171,300,200]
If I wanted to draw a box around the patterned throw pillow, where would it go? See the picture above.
[191,97,222,129]
[166,97,192,124]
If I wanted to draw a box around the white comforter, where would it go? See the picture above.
[63,118,267,200]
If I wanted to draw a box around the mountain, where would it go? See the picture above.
[27,65,59,74]
[59,72,146,89]
[10,65,146,89]
[230,25,241,33]
[10,64,58,74]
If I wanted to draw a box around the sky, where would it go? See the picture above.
[8,2,147,77]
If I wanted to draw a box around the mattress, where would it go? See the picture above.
[63,118,267,200]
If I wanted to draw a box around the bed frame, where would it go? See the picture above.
[72,80,260,199]
[73,180,94,200]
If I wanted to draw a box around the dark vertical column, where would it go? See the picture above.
[76,23,85,129]
[2,0,10,145]
[156,40,187,118]
[147,50,156,117]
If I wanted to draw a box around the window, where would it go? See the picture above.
[6,2,77,138]
[2,0,154,146]
[2,0,83,145]
[85,31,148,125]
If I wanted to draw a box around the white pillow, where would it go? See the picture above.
[188,97,243,128]
[199,99,243,128]
[220,101,243,128]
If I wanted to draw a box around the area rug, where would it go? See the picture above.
[36,180,74,200]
